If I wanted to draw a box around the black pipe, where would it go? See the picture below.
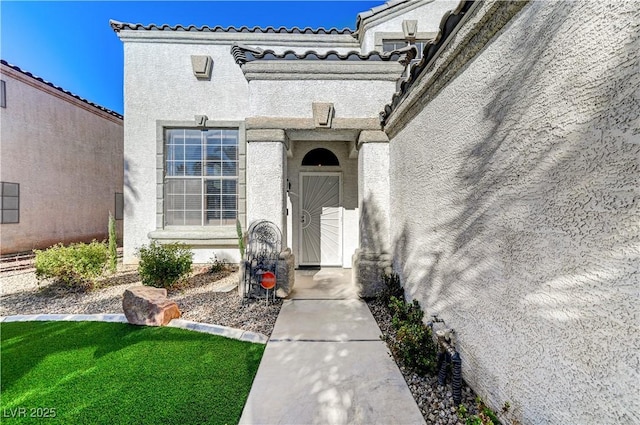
[451,352,462,405]
[438,351,449,386]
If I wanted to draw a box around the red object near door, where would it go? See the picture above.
[260,271,276,290]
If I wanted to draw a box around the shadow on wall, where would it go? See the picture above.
[392,1,639,422]
[357,194,392,296]
[359,193,388,255]
[123,158,139,215]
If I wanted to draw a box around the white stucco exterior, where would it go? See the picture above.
[246,136,287,235]
[121,41,251,263]
[0,62,123,254]
[386,1,639,423]
[357,0,460,52]
[116,1,638,422]
[249,79,397,119]
[116,14,411,265]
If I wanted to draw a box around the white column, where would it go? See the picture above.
[354,130,392,296]
[245,129,287,241]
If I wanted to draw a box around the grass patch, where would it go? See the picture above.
[1,321,264,424]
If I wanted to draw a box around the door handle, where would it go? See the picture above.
[301,215,305,224]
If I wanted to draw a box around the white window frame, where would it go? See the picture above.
[164,128,239,227]
[148,120,246,246]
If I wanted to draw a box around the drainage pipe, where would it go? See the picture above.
[437,351,449,386]
[451,352,462,405]
[436,329,462,406]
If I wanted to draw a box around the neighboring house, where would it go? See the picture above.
[0,60,124,254]
[113,1,639,424]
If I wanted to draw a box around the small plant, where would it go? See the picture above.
[389,297,424,329]
[108,212,117,274]
[236,219,245,259]
[34,241,108,289]
[381,272,438,376]
[208,255,227,274]
[457,397,501,425]
[137,242,193,288]
[378,271,404,304]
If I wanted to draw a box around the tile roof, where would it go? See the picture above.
[231,44,417,66]
[355,0,410,32]
[109,20,352,35]
[0,59,123,119]
[380,0,474,125]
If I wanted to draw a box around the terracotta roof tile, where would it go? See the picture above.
[109,20,352,35]
[0,59,123,119]
[231,44,417,65]
[380,0,475,125]
[355,0,410,31]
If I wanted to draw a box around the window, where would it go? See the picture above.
[115,192,124,220]
[382,39,408,53]
[302,148,339,166]
[164,128,238,226]
[0,80,5,108]
[382,39,430,60]
[1,182,19,224]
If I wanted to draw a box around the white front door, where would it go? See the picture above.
[300,173,342,266]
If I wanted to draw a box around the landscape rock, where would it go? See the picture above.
[122,286,181,326]
[276,248,295,298]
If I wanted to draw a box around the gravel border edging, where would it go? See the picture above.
[0,314,269,344]
[166,319,268,344]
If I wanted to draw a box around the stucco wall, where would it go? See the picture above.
[0,66,123,254]
[122,42,251,263]
[120,36,381,264]
[388,1,639,424]
[359,0,460,52]
[246,140,286,237]
[249,79,397,119]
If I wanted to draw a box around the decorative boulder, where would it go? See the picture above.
[276,248,295,298]
[122,286,181,326]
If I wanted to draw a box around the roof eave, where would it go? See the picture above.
[0,59,123,120]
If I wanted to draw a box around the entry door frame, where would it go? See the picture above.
[298,171,343,266]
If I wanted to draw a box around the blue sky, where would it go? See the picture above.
[1,1,383,115]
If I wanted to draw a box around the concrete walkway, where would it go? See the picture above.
[239,269,425,425]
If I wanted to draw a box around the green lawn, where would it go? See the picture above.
[1,321,264,424]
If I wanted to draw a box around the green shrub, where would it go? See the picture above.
[108,212,117,273]
[389,297,424,329]
[378,271,404,304]
[137,242,193,288]
[385,290,438,375]
[392,320,438,375]
[34,241,108,289]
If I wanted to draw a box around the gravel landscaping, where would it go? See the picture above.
[2,262,488,424]
[0,265,282,337]
[367,298,480,425]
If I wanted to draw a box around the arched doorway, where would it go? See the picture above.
[299,148,342,266]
